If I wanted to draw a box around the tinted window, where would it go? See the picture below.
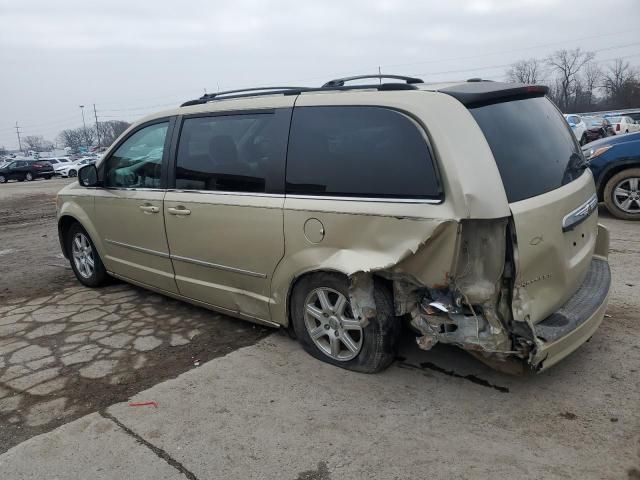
[470,96,584,203]
[104,122,168,188]
[176,111,290,193]
[286,106,439,198]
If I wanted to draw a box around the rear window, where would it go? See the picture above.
[286,106,440,198]
[470,96,584,203]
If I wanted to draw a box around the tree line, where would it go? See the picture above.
[6,120,131,154]
[506,50,640,113]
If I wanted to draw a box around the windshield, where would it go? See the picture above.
[607,116,622,123]
[585,118,603,127]
[470,96,585,203]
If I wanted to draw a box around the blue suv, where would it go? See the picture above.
[583,132,640,220]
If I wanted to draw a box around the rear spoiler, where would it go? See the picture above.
[438,81,549,108]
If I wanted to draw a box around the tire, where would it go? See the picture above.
[579,133,587,146]
[603,168,640,220]
[68,170,77,178]
[45,175,52,180]
[66,223,109,287]
[0,175,5,184]
[24,172,33,181]
[291,272,400,373]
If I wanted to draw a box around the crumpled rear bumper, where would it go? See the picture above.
[529,257,611,371]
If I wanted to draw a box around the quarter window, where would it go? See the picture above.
[285,106,440,198]
[175,111,290,193]
[104,122,168,188]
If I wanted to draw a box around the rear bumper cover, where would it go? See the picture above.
[529,257,611,371]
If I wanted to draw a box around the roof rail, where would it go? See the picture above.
[181,86,310,107]
[322,74,423,88]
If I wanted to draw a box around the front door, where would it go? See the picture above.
[164,106,292,321]
[94,119,178,293]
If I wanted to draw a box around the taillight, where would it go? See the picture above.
[616,124,620,131]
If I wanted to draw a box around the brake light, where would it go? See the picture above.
[616,124,620,131]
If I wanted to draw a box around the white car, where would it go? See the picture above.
[44,158,72,175]
[58,159,94,178]
[564,114,588,145]
[606,115,640,135]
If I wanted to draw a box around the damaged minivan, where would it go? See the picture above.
[57,75,611,374]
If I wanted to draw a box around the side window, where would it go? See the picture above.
[175,111,289,193]
[104,122,168,188]
[286,106,440,198]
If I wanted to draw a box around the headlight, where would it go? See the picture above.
[585,145,612,160]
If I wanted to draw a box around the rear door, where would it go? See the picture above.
[164,104,292,321]
[470,96,598,324]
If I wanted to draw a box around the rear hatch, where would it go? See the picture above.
[468,95,598,324]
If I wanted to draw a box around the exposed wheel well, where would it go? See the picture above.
[597,162,640,201]
[58,215,79,258]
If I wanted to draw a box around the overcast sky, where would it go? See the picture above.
[1,0,639,149]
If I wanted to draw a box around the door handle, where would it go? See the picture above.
[167,206,191,216]
[139,204,159,213]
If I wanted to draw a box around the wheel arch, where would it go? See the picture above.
[597,160,640,201]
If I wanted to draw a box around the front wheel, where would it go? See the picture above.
[66,223,109,287]
[24,172,33,181]
[291,273,400,373]
[0,175,6,184]
[603,168,640,220]
[68,170,77,177]
[579,133,587,146]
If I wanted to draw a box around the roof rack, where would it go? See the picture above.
[180,74,426,107]
[181,86,310,107]
[322,74,424,88]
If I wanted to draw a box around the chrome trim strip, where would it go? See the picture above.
[562,193,599,232]
[164,189,441,203]
[285,194,442,204]
[105,239,170,258]
[170,254,267,278]
[165,189,284,198]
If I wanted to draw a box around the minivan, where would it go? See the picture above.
[57,75,611,374]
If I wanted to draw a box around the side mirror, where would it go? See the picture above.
[78,164,99,187]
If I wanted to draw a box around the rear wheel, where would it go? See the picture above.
[291,273,400,373]
[0,175,5,184]
[604,168,640,220]
[45,175,52,180]
[24,172,33,181]
[66,223,109,287]
[68,170,77,178]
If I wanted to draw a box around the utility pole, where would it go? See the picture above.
[93,104,101,148]
[79,105,88,151]
[15,122,22,154]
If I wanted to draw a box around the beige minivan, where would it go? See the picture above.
[57,75,611,374]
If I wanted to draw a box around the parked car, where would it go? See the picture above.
[58,159,94,178]
[583,116,614,142]
[57,77,610,374]
[606,115,640,135]
[0,159,54,183]
[583,131,640,220]
[565,114,588,145]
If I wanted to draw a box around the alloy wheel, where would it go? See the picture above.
[303,287,363,361]
[613,177,640,214]
[25,172,33,181]
[71,232,95,279]
[0,175,5,184]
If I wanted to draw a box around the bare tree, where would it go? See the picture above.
[602,58,635,97]
[98,120,130,147]
[582,62,602,106]
[58,127,96,152]
[22,135,48,152]
[507,58,543,84]
[546,48,595,112]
